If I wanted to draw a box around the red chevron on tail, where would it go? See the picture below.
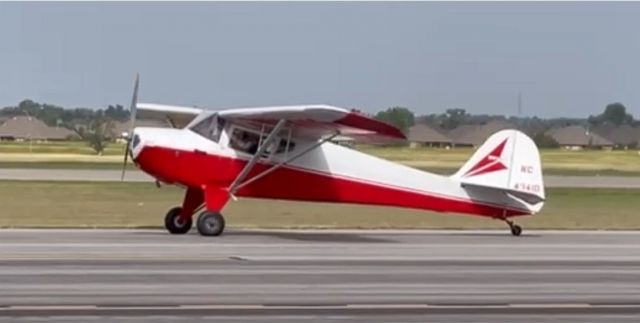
[463,138,508,177]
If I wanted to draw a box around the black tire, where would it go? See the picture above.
[510,224,523,237]
[164,207,192,234]
[197,211,225,236]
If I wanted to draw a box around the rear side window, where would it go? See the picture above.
[275,138,296,154]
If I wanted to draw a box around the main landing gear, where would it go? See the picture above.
[196,211,225,236]
[164,207,192,234]
[504,219,523,237]
[164,207,226,236]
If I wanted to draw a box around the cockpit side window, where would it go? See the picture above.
[229,128,261,155]
[191,115,225,142]
[228,127,296,156]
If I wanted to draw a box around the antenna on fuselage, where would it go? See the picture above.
[121,73,139,181]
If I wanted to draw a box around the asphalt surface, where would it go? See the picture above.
[1,168,640,188]
[1,229,640,322]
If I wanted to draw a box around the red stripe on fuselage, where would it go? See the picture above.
[135,146,528,218]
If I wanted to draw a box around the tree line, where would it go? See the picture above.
[0,100,129,127]
[373,103,636,147]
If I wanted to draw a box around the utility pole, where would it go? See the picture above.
[517,92,522,117]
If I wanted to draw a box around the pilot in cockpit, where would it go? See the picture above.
[230,129,259,154]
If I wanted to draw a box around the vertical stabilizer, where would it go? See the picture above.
[452,129,545,213]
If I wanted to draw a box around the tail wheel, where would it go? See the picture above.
[164,207,192,234]
[510,224,523,236]
[197,211,225,236]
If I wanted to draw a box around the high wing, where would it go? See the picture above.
[137,103,202,128]
[137,103,405,142]
[218,105,406,143]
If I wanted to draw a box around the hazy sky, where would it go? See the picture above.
[1,2,638,117]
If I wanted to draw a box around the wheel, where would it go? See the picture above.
[197,211,225,236]
[164,207,192,234]
[510,224,522,236]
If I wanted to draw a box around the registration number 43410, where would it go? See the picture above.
[513,183,541,193]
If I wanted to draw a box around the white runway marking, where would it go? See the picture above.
[4,303,640,311]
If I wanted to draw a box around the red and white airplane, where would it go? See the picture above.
[122,76,545,237]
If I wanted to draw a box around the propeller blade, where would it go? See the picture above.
[121,73,140,181]
[120,141,130,181]
[128,73,139,136]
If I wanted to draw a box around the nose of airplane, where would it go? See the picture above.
[123,127,187,184]
[128,129,143,160]
[130,130,141,149]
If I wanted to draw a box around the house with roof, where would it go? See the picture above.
[407,124,451,148]
[592,124,640,149]
[0,116,77,141]
[447,119,517,148]
[545,125,614,150]
[330,135,357,147]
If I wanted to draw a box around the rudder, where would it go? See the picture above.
[452,129,545,213]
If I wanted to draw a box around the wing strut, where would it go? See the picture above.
[165,117,177,128]
[193,130,338,216]
[228,119,287,195]
[231,132,340,193]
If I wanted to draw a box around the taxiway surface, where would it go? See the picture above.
[0,229,639,322]
[1,168,640,188]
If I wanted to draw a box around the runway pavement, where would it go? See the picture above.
[2,168,640,188]
[1,229,640,322]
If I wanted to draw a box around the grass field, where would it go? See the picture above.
[0,180,637,229]
[2,142,640,176]
[360,146,640,174]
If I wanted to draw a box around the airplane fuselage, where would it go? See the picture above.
[131,127,530,219]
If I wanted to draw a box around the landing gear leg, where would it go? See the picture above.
[194,186,230,237]
[504,219,522,237]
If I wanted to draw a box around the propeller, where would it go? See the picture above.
[121,73,140,181]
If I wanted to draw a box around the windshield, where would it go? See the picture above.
[190,114,225,142]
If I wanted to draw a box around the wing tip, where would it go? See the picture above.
[339,112,407,140]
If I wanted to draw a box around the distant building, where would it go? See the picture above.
[407,124,451,148]
[545,125,614,150]
[446,125,477,148]
[330,135,357,147]
[447,120,516,148]
[592,124,640,149]
[0,116,77,141]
